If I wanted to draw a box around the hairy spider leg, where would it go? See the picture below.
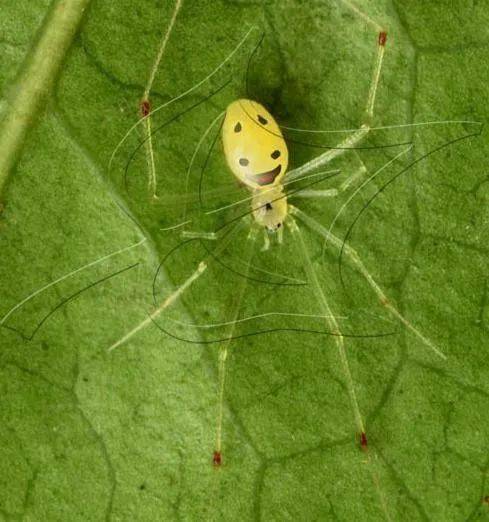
[327,145,413,235]
[286,16,387,183]
[287,217,365,435]
[140,0,184,199]
[108,221,246,352]
[290,205,445,360]
[288,146,412,263]
[291,155,368,200]
[214,225,258,466]
[338,154,369,193]
[181,231,219,240]
[287,215,392,520]
[338,0,383,33]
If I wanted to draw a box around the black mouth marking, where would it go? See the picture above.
[253,164,282,186]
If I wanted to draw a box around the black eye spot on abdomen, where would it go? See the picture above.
[271,150,281,159]
[234,122,242,132]
[257,115,268,125]
[239,158,249,166]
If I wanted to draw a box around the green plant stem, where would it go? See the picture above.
[0,0,91,199]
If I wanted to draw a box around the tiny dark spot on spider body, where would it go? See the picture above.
[271,150,281,159]
[257,115,268,125]
[239,158,249,166]
[234,122,242,133]
[265,203,273,211]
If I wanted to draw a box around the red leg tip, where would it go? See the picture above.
[379,32,387,47]
[360,432,368,451]
[140,99,151,118]
[212,451,222,467]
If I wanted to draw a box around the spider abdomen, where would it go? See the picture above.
[222,99,289,190]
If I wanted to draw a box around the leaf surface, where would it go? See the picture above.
[1,1,488,520]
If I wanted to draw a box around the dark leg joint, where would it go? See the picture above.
[212,451,222,467]
[360,431,368,451]
[140,99,151,118]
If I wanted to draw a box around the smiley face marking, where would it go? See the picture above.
[253,164,282,186]
[222,99,289,190]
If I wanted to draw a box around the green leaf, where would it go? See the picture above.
[1,1,488,520]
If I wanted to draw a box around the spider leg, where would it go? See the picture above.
[108,222,244,352]
[290,205,445,360]
[290,162,368,200]
[140,0,184,199]
[288,214,393,520]
[339,157,368,193]
[286,216,365,437]
[181,231,219,240]
[291,188,339,199]
[286,21,387,182]
[214,225,257,466]
[286,127,370,182]
[108,260,206,352]
[261,229,271,251]
[292,145,411,224]
[290,152,371,207]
